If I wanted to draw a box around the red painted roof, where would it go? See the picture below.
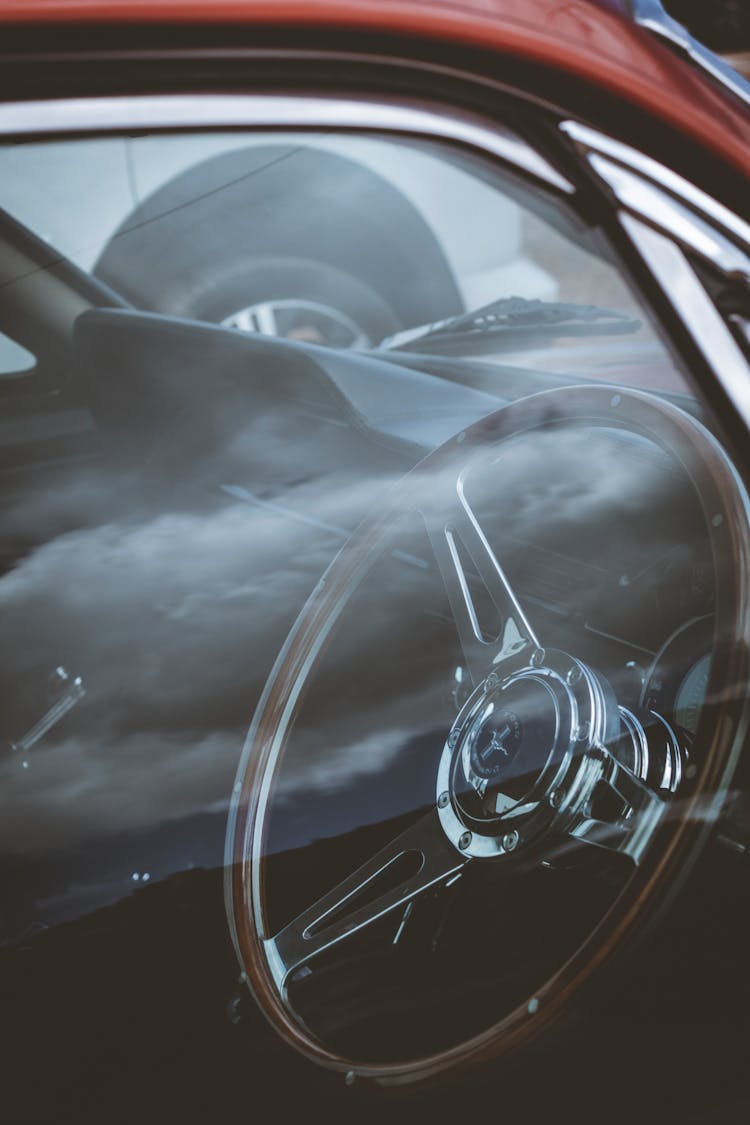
[1,0,749,181]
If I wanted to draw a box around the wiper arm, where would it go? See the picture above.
[379,295,641,353]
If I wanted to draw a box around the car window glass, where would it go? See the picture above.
[1,122,746,1107]
[0,329,34,376]
[0,130,681,389]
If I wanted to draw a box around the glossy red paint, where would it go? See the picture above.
[1,0,749,182]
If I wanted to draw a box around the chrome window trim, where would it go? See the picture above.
[621,213,750,432]
[560,120,750,253]
[589,153,750,282]
[563,119,750,419]
[0,93,574,194]
[731,316,750,353]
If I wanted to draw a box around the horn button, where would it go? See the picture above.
[437,649,622,859]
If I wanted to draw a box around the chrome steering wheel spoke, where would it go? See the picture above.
[423,477,540,688]
[265,809,467,996]
[560,746,667,865]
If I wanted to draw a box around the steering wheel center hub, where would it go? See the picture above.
[459,679,559,817]
[437,650,619,859]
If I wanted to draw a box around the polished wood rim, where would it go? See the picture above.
[228,385,750,1087]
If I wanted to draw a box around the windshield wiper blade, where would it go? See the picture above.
[379,295,641,353]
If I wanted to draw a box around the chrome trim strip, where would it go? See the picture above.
[621,214,750,431]
[632,0,750,110]
[0,93,574,193]
[730,316,750,353]
[560,120,750,252]
[589,154,750,281]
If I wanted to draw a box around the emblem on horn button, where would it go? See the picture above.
[468,708,522,791]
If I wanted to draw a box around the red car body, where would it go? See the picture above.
[1,0,749,180]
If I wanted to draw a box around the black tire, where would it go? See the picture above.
[94,143,463,340]
[172,255,402,348]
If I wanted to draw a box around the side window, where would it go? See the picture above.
[0,115,747,1106]
[0,131,680,390]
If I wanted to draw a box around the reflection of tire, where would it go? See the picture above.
[181,256,402,348]
[94,144,463,340]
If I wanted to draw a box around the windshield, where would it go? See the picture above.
[0,129,684,392]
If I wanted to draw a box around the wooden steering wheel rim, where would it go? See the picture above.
[226,385,750,1088]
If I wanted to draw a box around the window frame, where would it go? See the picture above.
[0,89,747,453]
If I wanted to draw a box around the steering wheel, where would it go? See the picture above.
[226,385,750,1086]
